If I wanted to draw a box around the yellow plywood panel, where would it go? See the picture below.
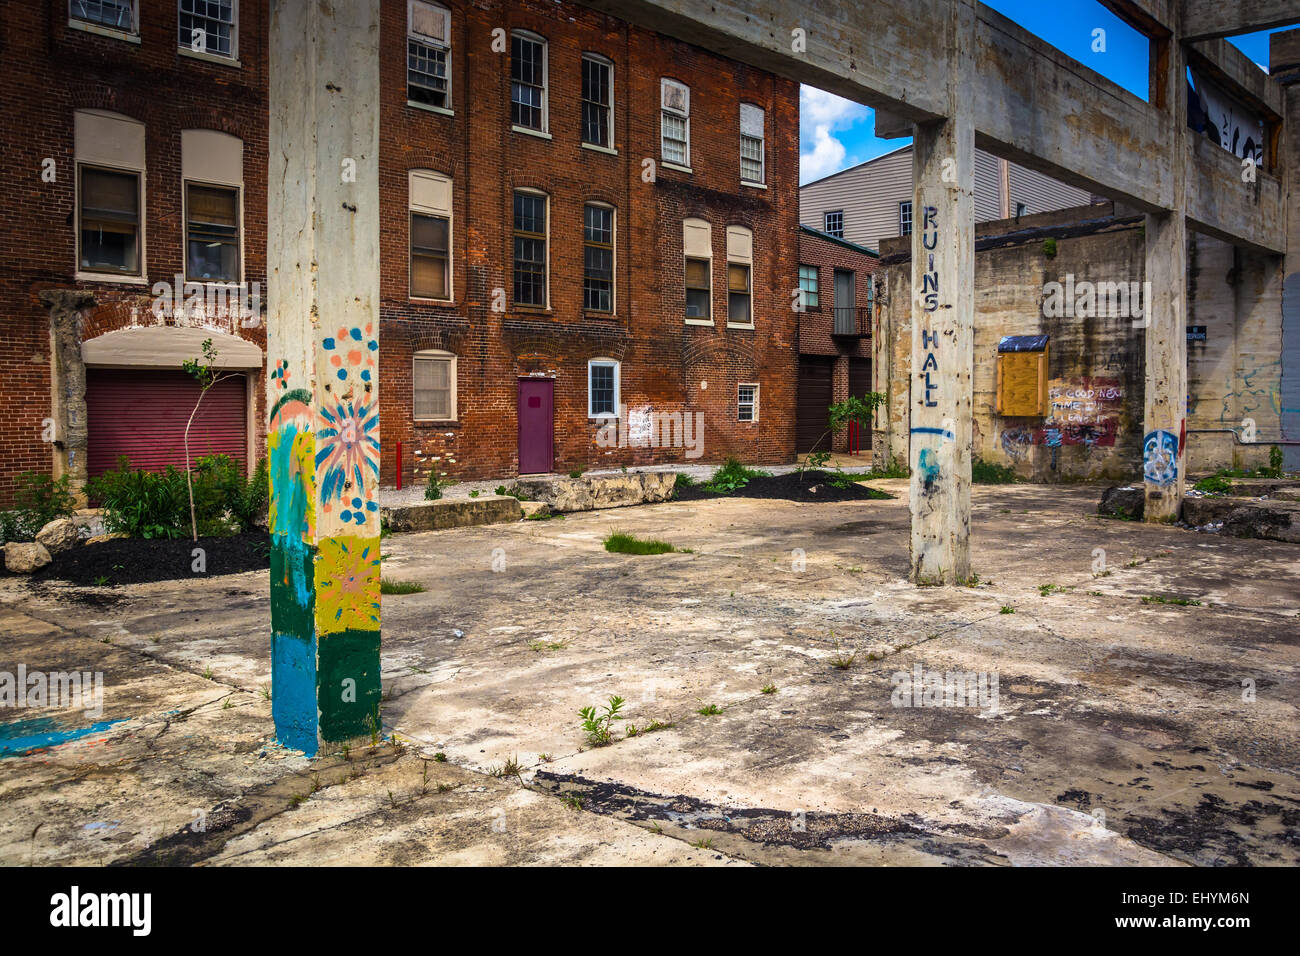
[997,349,1047,416]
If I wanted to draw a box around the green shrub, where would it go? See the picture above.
[1192,474,1233,495]
[424,470,444,501]
[568,468,584,479]
[971,457,1018,484]
[1268,444,1284,478]
[88,455,266,539]
[1,472,77,542]
[704,457,770,495]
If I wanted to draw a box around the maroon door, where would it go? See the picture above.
[518,378,554,474]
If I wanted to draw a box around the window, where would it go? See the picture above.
[70,0,136,32]
[178,0,236,59]
[185,184,239,281]
[587,359,620,418]
[583,203,614,312]
[899,201,913,236]
[798,264,819,310]
[726,225,753,326]
[823,210,843,238]
[181,129,243,283]
[661,79,690,167]
[581,54,613,148]
[76,110,145,278]
[408,1,451,110]
[1015,202,1027,217]
[80,166,141,275]
[511,32,547,132]
[738,384,758,422]
[513,190,547,307]
[683,218,711,321]
[410,170,453,299]
[414,350,456,421]
[740,103,765,184]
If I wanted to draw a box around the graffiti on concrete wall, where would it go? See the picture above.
[1143,429,1179,486]
[1041,378,1123,447]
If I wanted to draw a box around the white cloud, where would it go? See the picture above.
[800,86,870,184]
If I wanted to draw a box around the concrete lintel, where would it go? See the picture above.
[1181,0,1300,42]
[1100,0,1175,37]
[1188,38,1284,118]
[1186,136,1286,253]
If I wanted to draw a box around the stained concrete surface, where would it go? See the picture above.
[1,481,1297,866]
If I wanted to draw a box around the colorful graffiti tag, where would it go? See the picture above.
[1142,429,1179,486]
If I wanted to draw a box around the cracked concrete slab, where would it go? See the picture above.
[1,482,1296,865]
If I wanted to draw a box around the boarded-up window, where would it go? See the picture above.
[996,336,1048,416]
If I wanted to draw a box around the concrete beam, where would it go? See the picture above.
[909,0,974,585]
[1188,39,1284,118]
[268,0,383,756]
[1181,0,1300,42]
[1099,0,1174,37]
[1186,136,1286,252]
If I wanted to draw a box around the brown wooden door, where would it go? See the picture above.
[796,356,835,453]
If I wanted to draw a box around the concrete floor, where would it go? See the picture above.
[2,481,1297,866]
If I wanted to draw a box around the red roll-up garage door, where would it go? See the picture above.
[87,369,248,476]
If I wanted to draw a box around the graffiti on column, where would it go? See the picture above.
[912,204,944,494]
[1142,428,1179,487]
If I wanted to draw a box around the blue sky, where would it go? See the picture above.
[800,0,1291,184]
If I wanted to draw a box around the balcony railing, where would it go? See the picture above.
[832,305,871,337]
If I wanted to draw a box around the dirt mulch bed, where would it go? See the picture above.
[30,533,271,586]
[673,470,893,504]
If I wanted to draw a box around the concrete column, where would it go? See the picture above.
[40,289,95,506]
[267,0,382,755]
[908,0,975,584]
[1142,30,1189,522]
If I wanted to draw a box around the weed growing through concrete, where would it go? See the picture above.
[829,643,857,670]
[696,703,723,716]
[1141,595,1203,607]
[527,638,568,652]
[604,531,678,554]
[1038,583,1067,596]
[1000,605,1015,614]
[380,578,425,595]
[761,683,777,694]
[201,664,214,680]
[579,695,625,746]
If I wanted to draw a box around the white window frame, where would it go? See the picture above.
[587,358,620,419]
[660,78,691,171]
[510,30,549,136]
[407,0,452,115]
[177,0,239,64]
[182,180,242,283]
[824,210,843,238]
[69,0,139,40]
[899,201,913,236]
[738,383,759,422]
[580,53,615,152]
[413,349,457,423]
[798,264,819,310]
[739,103,765,186]
[409,169,454,302]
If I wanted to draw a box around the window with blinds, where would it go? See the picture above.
[414,352,455,421]
[685,258,710,319]
[80,166,140,275]
[411,213,450,299]
[185,183,239,281]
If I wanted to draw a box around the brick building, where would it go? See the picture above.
[795,225,878,454]
[0,0,799,505]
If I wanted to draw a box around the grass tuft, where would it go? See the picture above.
[381,577,425,595]
[604,531,678,555]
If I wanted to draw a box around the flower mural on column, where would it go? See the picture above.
[316,398,380,518]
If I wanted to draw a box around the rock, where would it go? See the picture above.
[85,533,129,546]
[514,473,678,512]
[35,518,81,554]
[1099,485,1143,520]
[5,542,52,573]
[519,501,551,519]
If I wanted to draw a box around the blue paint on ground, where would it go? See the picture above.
[272,632,318,756]
[0,715,127,757]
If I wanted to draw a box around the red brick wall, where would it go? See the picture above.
[0,0,268,503]
[0,0,798,502]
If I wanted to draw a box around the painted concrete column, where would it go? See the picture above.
[908,0,975,584]
[267,0,382,755]
[40,290,94,506]
[1142,29,1189,522]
